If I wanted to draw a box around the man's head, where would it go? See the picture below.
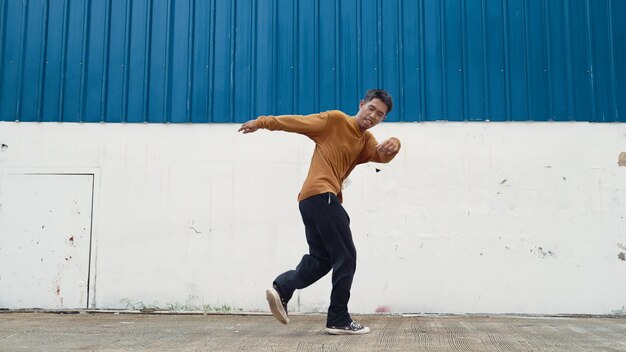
[355,89,393,131]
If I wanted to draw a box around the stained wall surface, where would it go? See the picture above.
[1,121,625,314]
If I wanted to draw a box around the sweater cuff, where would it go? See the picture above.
[255,115,269,129]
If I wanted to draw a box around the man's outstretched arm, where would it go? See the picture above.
[238,112,329,138]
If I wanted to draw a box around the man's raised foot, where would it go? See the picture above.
[266,285,289,324]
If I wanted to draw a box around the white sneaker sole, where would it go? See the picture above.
[325,326,371,335]
[266,288,289,325]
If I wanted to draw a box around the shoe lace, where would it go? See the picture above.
[350,321,363,329]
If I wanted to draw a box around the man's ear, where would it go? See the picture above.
[359,100,365,110]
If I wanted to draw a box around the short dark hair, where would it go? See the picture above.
[363,89,393,115]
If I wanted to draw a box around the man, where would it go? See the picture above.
[238,89,401,335]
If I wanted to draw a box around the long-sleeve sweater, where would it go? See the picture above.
[255,110,401,202]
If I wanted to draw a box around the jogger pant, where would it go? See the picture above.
[274,192,356,327]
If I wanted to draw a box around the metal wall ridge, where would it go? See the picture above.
[1,0,625,123]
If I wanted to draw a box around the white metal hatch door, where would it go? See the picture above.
[0,173,94,309]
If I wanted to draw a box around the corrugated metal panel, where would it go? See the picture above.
[1,0,625,123]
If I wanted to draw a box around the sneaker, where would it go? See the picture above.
[266,285,289,324]
[325,321,370,335]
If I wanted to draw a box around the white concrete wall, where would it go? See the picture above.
[1,121,625,315]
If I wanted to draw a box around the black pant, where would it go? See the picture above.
[274,192,356,327]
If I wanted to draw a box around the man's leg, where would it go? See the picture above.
[283,193,356,327]
[270,193,358,329]
[317,194,357,327]
[273,196,333,303]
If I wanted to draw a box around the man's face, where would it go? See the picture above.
[355,98,388,131]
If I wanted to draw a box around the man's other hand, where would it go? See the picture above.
[376,138,400,155]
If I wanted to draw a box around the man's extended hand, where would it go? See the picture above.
[376,138,400,155]
[238,120,259,134]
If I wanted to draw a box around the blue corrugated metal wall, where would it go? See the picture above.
[1,0,625,123]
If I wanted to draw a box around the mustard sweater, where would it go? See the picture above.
[255,110,400,202]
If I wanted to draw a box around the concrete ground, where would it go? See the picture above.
[1,312,625,351]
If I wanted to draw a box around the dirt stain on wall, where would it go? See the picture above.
[619,152,626,167]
